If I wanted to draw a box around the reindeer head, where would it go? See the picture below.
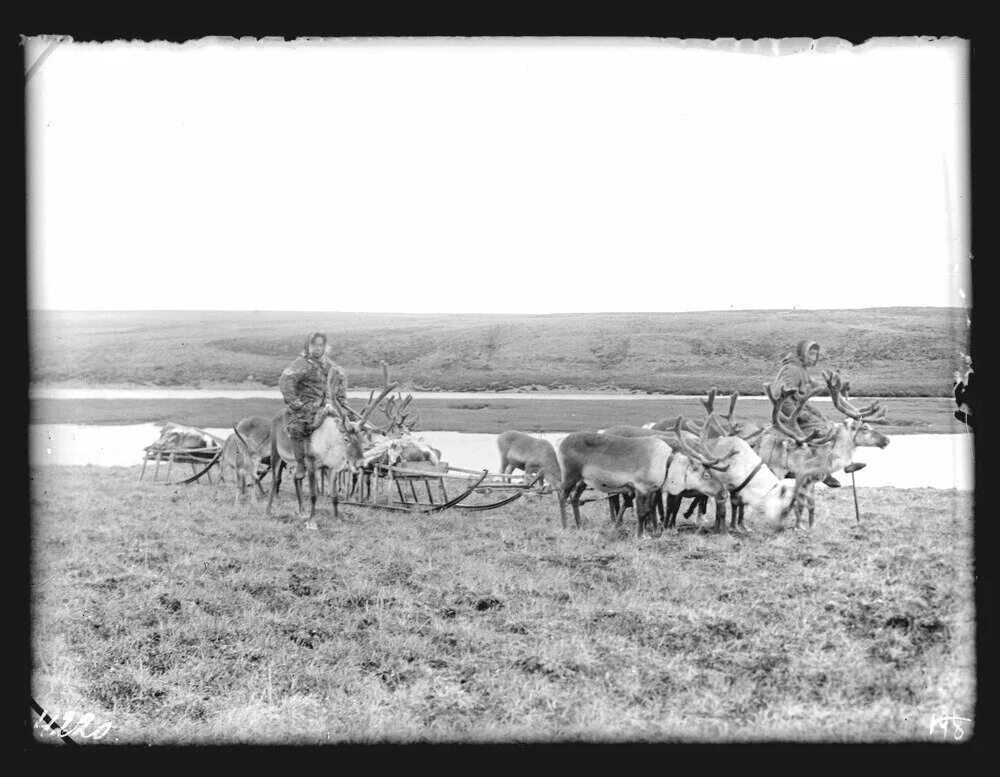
[844,418,890,448]
[342,426,367,473]
[671,417,739,490]
[761,478,797,522]
[323,368,383,474]
[682,455,730,498]
[231,426,267,478]
[822,371,890,448]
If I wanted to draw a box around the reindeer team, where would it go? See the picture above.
[499,369,889,537]
[218,347,888,537]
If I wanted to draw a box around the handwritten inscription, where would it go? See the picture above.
[34,708,113,741]
[928,713,972,740]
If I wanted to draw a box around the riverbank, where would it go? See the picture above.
[30,395,963,435]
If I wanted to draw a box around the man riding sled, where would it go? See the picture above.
[278,331,348,480]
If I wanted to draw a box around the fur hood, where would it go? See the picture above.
[781,339,820,366]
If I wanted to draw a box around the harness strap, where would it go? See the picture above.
[729,461,764,499]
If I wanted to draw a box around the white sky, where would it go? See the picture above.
[25,37,970,314]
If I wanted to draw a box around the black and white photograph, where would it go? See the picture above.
[25,35,975,745]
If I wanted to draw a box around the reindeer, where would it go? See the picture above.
[754,373,889,529]
[818,371,890,470]
[265,367,396,526]
[598,425,728,532]
[631,390,763,528]
[668,417,819,532]
[557,430,743,538]
[221,415,273,505]
[686,389,774,531]
[323,361,440,497]
[496,430,565,519]
[378,377,439,464]
[639,390,767,526]
[558,432,675,537]
[147,423,223,455]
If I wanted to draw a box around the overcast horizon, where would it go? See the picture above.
[26,37,970,315]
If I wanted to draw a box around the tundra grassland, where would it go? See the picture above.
[30,307,967,396]
[31,466,974,744]
[31,395,960,435]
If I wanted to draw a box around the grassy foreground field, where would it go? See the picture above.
[30,308,967,396]
[31,395,961,435]
[31,466,974,744]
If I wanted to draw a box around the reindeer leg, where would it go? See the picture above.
[266,459,283,517]
[683,498,699,520]
[608,494,619,523]
[331,470,340,521]
[293,474,304,516]
[665,493,679,530]
[571,482,587,529]
[308,467,318,521]
[714,495,727,534]
[559,481,575,528]
[738,503,749,533]
[248,471,259,504]
[615,492,631,526]
[273,460,283,496]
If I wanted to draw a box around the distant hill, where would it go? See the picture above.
[29,308,968,396]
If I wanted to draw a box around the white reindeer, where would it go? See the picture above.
[668,414,820,533]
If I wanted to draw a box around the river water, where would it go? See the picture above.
[31,387,852,402]
[29,423,974,491]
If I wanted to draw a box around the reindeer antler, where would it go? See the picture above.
[327,367,349,422]
[719,390,741,434]
[377,381,419,433]
[764,383,828,446]
[672,417,737,471]
[356,361,398,427]
[699,386,742,440]
[822,371,887,423]
[840,377,884,417]
[700,387,718,415]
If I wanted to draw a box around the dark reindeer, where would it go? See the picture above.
[496,430,565,520]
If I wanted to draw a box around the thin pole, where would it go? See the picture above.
[851,470,861,522]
